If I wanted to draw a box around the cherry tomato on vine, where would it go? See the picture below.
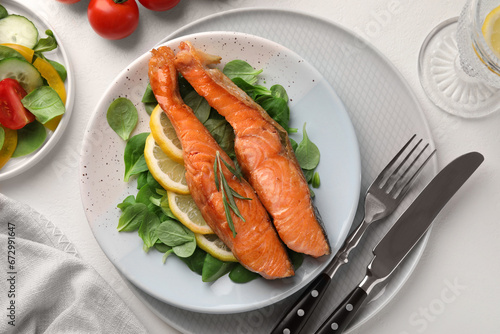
[0,78,35,130]
[87,0,139,40]
[55,0,82,4]
[138,0,180,11]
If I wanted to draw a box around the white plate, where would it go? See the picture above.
[80,32,361,314]
[0,0,75,181]
[126,8,438,334]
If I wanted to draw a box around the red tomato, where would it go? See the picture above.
[138,0,180,11]
[87,0,139,40]
[0,78,35,130]
[55,0,82,4]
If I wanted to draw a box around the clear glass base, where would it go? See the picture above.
[418,17,500,118]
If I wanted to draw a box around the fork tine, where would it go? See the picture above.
[389,145,436,199]
[373,134,417,186]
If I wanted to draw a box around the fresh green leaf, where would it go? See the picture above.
[183,90,211,123]
[173,236,197,258]
[11,121,46,158]
[46,59,67,82]
[21,86,65,125]
[270,85,289,102]
[0,45,25,62]
[295,124,320,170]
[33,30,58,53]
[204,111,235,158]
[0,5,8,19]
[179,247,207,275]
[117,203,148,232]
[231,77,270,100]
[147,171,162,189]
[158,194,177,220]
[107,97,138,141]
[0,127,4,149]
[138,211,160,252]
[162,249,174,263]
[141,84,157,103]
[229,263,259,283]
[223,60,262,85]
[155,243,172,253]
[288,250,305,270]
[117,195,136,211]
[136,171,148,189]
[156,219,195,247]
[256,95,289,130]
[201,254,235,282]
[312,172,321,188]
[123,132,149,182]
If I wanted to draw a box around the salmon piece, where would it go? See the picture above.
[174,41,331,258]
[148,46,294,279]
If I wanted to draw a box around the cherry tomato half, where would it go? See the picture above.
[87,0,139,40]
[138,0,180,11]
[55,0,82,4]
[0,78,35,130]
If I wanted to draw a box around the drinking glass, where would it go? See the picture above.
[418,0,500,118]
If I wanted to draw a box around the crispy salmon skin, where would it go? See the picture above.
[148,46,294,279]
[174,41,331,258]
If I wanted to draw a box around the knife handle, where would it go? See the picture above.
[271,273,331,334]
[314,286,367,334]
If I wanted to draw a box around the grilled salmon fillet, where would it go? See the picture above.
[174,41,330,258]
[148,46,294,279]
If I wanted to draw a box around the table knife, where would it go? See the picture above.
[314,151,484,334]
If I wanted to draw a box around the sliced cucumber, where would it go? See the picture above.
[0,58,43,93]
[0,15,38,49]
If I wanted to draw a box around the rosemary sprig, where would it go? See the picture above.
[213,151,251,237]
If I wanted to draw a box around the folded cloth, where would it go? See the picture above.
[0,194,148,334]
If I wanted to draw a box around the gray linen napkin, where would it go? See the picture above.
[0,194,148,333]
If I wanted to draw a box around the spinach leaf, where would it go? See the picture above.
[117,203,148,232]
[141,84,157,115]
[289,250,304,270]
[123,132,149,182]
[231,77,270,100]
[0,127,4,149]
[107,97,138,141]
[270,84,289,102]
[295,124,320,170]
[46,59,67,82]
[147,171,162,189]
[33,30,58,53]
[138,211,160,252]
[256,95,290,130]
[204,111,235,158]
[11,121,46,158]
[0,45,24,61]
[0,5,8,19]
[156,219,195,247]
[141,84,157,103]
[311,172,321,188]
[229,263,259,283]
[223,60,262,85]
[21,86,65,125]
[136,170,149,189]
[184,90,211,123]
[117,195,136,211]
[179,247,207,275]
[202,254,235,282]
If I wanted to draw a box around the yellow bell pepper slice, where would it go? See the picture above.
[32,57,67,131]
[0,43,34,62]
[0,126,18,170]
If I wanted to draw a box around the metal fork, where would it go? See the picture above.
[271,134,435,334]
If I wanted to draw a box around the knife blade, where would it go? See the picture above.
[313,151,484,334]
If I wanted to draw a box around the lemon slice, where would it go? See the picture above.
[150,104,184,164]
[167,190,214,234]
[195,233,238,262]
[482,5,500,58]
[144,134,190,194]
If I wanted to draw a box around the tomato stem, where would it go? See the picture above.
[113,0,128,3]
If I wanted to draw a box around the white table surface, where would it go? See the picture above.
[2,0,499,333]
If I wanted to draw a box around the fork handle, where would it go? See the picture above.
[271,273,331,334]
